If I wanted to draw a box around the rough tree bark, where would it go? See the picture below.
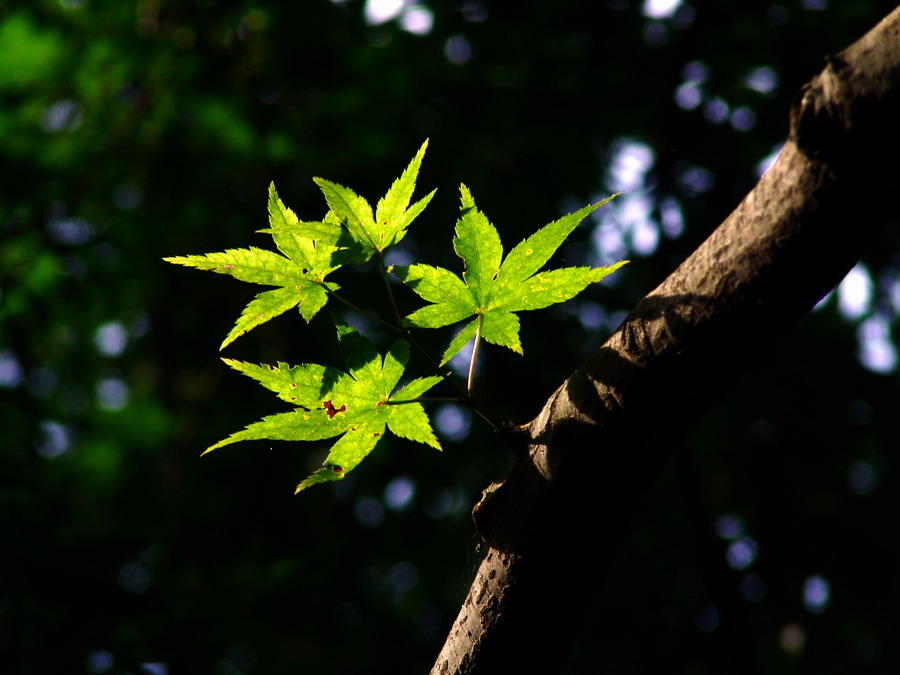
[432,7,900,674]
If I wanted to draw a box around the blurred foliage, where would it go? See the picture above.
[0,0,898,673]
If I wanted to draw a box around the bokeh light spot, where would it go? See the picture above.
[682,60,709,83]
[426,487,469,519]
[857,316,897,374]
[643,21,669,46]
[847,460,878,496]
[675,81,703,110]
[86,650,114,673]
[389,561,420,604]
[676,163,714,195]
[838,263,873,320]
[435,404,472,442]
[659,197,685,238]
[607,139,655,192]
[703,97,730,124]
[730,106,757,131]
[642,0,683,19]
[744,66,779,95]
[95,377,130,411]
[714,513,745,540]
[355,496,385,528]
[803,575,831,614]
[111,184,144,210]
[631,213,660,256]
[698,605,720,632]
[460,1,487,22]
[0,350,23,388]
[35,420,72,459]
[364,0,403,24]
[592,220,627,262]
[118,560,151,594]
[780,622,806,655]
[726,536,759,571]
[384,475,416,511]
[576,302,607,330]
[445,35,473,64]
[95,321,128,357]
[400,6,433,35]
[48,217,94,245]
[41,98,83,133]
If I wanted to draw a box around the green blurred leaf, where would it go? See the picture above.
[0,12,64,91]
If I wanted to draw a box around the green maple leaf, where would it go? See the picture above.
[164,142,435,349]
[312,139,436,262]
[164,184,340,349]
[395,185,626,364]
[203,318,442,493]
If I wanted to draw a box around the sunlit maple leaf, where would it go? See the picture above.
[202,318,442,492]
[395,185,625,364]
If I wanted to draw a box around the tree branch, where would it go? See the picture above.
[432,7,900,673]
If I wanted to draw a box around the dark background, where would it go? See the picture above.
[2,1,898,672]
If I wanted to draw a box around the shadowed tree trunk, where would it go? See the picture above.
[432,7,900,673]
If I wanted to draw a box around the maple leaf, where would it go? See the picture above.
[312,139,436,262]
[202,318,442,493]
[163,184,340,349]
[394,185,626,364]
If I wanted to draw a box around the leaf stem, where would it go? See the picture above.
[386,396,462,405]
[321,285,400,335]
[376,250,406,331]
[467,315,484,396]
[406,330,500,431]
[375,257,500,428]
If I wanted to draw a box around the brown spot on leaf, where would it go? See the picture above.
[323,400,346,419]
